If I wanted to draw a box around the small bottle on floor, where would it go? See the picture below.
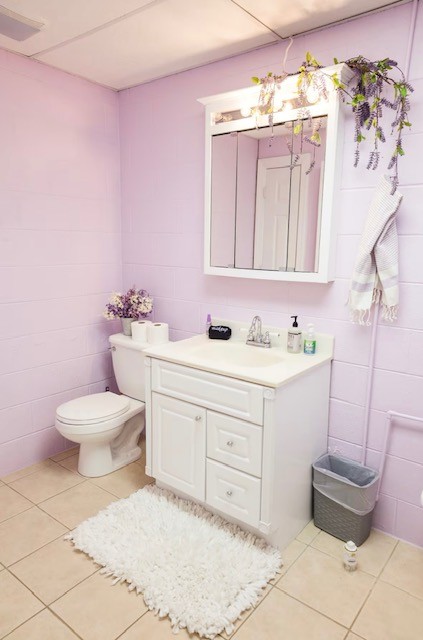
[343,540,358,571]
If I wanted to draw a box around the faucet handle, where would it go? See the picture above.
[263,331,271,346]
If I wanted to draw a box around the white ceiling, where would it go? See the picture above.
[0,0,406,90]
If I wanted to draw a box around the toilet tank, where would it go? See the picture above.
[109,333,148,401]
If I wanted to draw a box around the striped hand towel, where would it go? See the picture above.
[348,175,403,325]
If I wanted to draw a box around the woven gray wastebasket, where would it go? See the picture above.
[312,454,379,546]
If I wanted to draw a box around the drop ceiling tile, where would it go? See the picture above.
[0,0,155,55]
[35,0,278,89]
[234,0,404,37]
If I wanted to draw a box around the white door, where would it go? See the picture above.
[152,393,206,500]
[254,154,309,271]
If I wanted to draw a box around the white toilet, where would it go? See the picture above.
[55,333,148,478]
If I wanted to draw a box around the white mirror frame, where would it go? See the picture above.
[198,63,354,283]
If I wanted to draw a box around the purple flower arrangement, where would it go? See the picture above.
[103,287,153,320]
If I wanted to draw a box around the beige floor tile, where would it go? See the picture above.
[353,581,423,640]
[232,588,346,640]
[220,584,273,639]
[0,570,44,637]
[56,454,82,475]
[9,463,84,503]
[9,538,98,605]
[119,611,194,639]
[311,529,398,577]
[5,609,79,640]
[274,539,307,582]
[0,485,33,522]
[380,540,423,599]
[277,546,375,627]
[0,507,67,566]
[346,635,365,639]
[51,572,148,640]
[90,462,152,498]
[39,481,117,529]
[51,447,79,462]
[296,519,321,544]
[1,459,57,484]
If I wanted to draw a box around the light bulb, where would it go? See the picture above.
[240,105,252,117]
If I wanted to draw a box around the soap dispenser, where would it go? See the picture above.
[287,316,302,353]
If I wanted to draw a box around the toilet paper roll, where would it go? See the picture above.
[131,320,152,343]
[148,322,169,345]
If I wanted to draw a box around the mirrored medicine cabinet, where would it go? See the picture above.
[198,64,353,283]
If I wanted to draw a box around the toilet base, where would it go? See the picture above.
[78,442,142,477]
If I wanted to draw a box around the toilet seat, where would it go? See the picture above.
[56,392,130,426]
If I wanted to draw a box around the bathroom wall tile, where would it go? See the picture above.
[123,264,175,299]
[394,502,423,548]
[0,430,68,479]
[329,400,365,445]
[330,362,368,406]
[371,369,423,415]
[0,328,88,376]
[335,235,360,280]
[399,236,423,284]
[31,387,89,432]
[375,326,423,377]
[0,404,33,445]
[367,409,423,464]
[376,455,423,507]
[153,298,202,335]
[373,494,397,536]
[395,283,423,330]
[337,188,373,235]
[327,437,362,462]
[174,268,227,304]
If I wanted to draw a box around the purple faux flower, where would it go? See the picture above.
[103,287,153,320]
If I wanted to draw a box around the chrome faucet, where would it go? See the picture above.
[246,315,271,348]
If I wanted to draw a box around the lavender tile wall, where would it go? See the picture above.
[119,2,423,544]
[0,50,122,475]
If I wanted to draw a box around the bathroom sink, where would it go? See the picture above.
[144,323,334,388]
[187,341,284,368]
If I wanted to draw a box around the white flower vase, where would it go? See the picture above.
[121,318,133,336]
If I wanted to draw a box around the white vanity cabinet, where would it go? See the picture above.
[145,351,332,550]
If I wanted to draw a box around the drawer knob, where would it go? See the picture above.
[195,415,202,421]
[226,490,233,497]
[226,440,234,447]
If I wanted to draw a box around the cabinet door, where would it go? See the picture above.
[152,393,206,501]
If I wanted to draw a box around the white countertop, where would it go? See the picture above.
[143,320,334,388]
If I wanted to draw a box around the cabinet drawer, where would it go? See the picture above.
[151,359,264,425]
[207,411,262,477]
[206,460,261,527]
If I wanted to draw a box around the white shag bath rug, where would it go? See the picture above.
[66,484,281,638]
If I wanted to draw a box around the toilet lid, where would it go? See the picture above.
[56,392,130,425]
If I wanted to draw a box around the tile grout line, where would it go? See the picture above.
[347,538,400,632]
[6,530,69,571]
